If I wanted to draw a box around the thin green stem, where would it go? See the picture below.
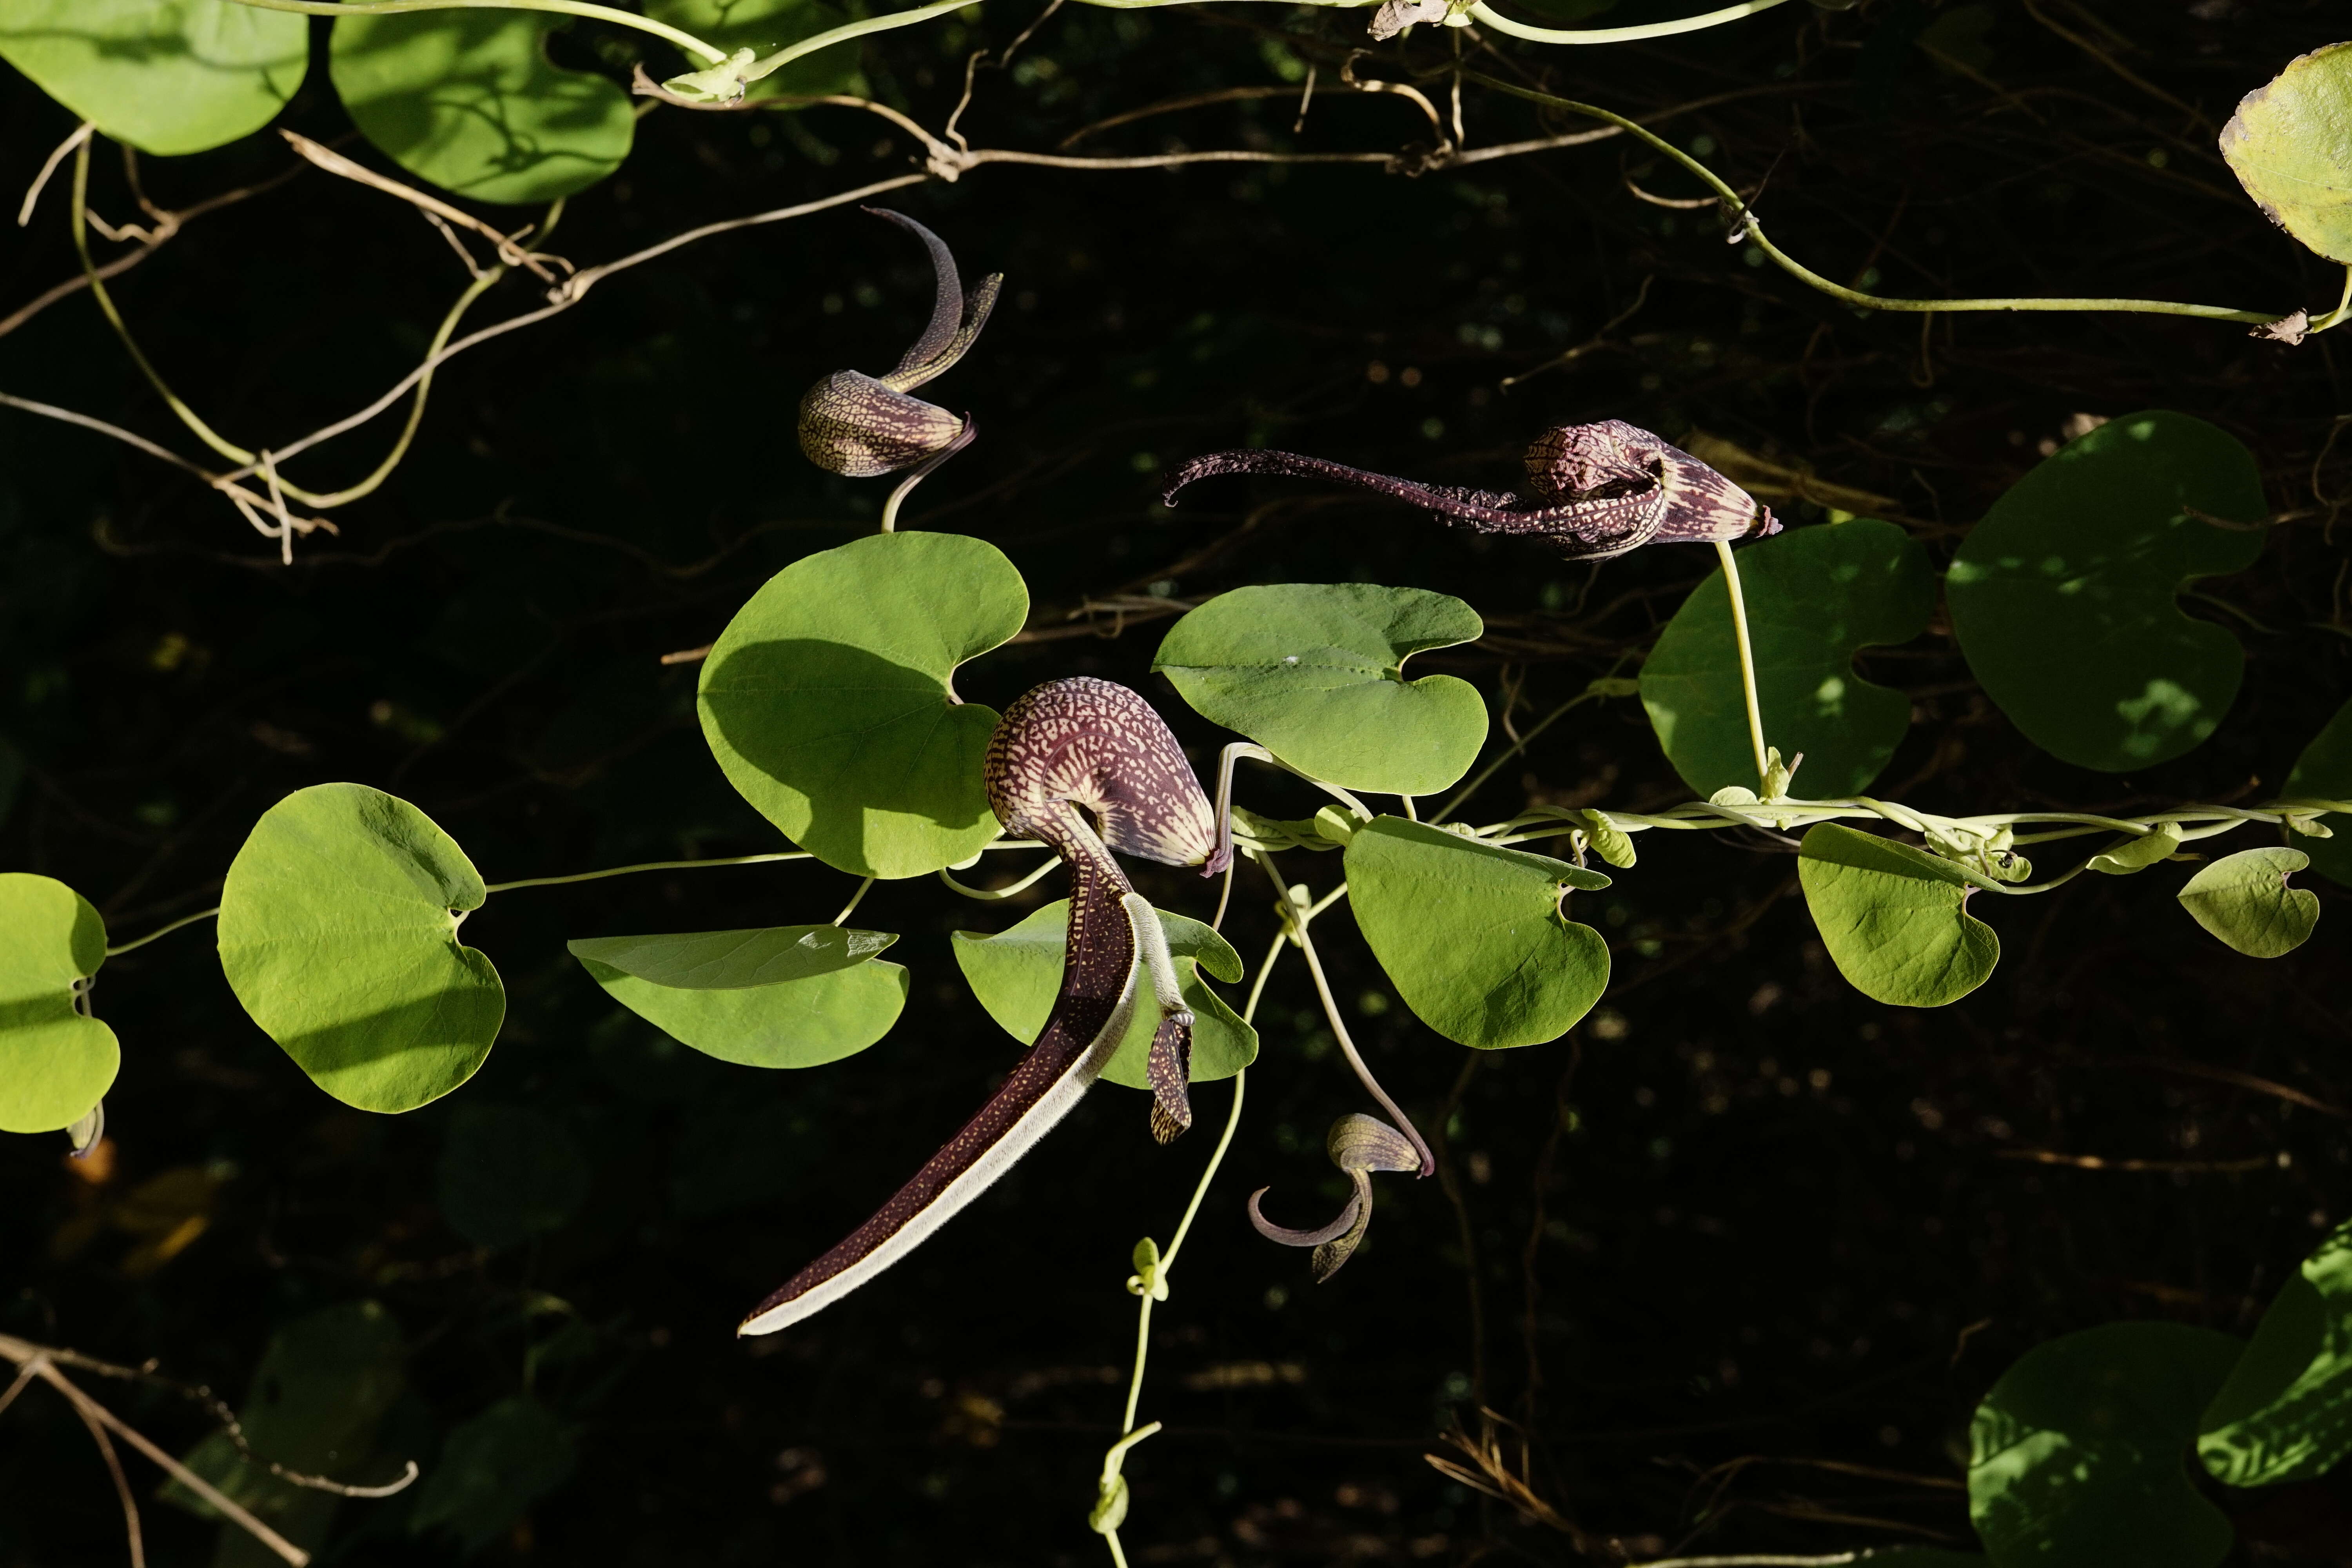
[105,906,220,956]
[937,855,1062,901]
[483,850,809,893]
[832,876,877,925]
[2314,266,2352,332]
[1435,691,1602,823]
[300,266,502,508]
[1713,539,1769,789]
[1468,0,1795,45]
[229,0,729,64]
[1274,858,1433,1174]
[1118,1296,1155,1434]
[1094,935,1277,1556]
[1162,1065,1249,1271]
[71,141,251,467]
[1464,72,2283,327]
[741,0,978,85]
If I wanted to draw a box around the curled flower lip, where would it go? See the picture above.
[1249,1113,1423,1281]
[798,209,1003,480]
[739,680,1218,1337]
[1161,418,1777,561]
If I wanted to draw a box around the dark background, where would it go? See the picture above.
[6,0,2352,1562]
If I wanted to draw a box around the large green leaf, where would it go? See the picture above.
[0,872,117,1134]
[644,0,865,100]
[438,1104,591,1250]
[699,532,1027,879]
[2284,696,2352,889]
[329,11,633,205]
[408,1396,575,1553]
[1151,584,1487,796]
[2200,1221,2352,1487]
[0,0,307,157]
[2176,846,2318,958]
[1342,818,1611,1049]
[1969,1322,2243,1568]
[2220,43,2352,264]
[569,925,907,1068]
[218,783,504,1115]
[1640,519,1936,797]
[1945,412,2266,772]
[1797,824,1998,1007]
[952,899,1254,1090]
[163,1301,406,1564]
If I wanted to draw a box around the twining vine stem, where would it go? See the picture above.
[1093,930,1281,1566]
[1712,539,1771,789]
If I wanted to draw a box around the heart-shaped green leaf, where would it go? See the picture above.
[569,925,907,1068]
[408,1396,575,1553]
[0,872,117,1134]
[2220,43,2352,264]
[1342,818,1611,1049]
[218,783,504,1114]
[569,924,895,988]
[1152,584,1487,796]
[1945,412,2267,772]
[329,11,633,204]
[2176,846,2318,958]
[1969,1322,2244,1568]
[699,532,1027,879]
[2200,1220,2352,1487]
[952,899,1254,1090]
[0,0,308,156]
[437,1104,592,1249]
[1797,824,1999,1007]
[1640,519,1936,797]
[2284,696,2352,889]
[644,0,865,99]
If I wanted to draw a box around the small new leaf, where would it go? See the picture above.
[2088,822,2185,875]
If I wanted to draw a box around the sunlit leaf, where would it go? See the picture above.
[2284,696,2352,889]
[1152,584,1487,796]
[1969,1322,2243,1568]
[438,1104,592,1250]
[1342,818,1610,1049]
[1797,824,1998,1007]
[0,0,307,156]
[162,1301,407,1561]
[952,899,1254,1089]
[2086,822,2183,875]
[570,925,907,1068]
[408,1396,575,1553]
[217,783,504,1114]
[329,11,633,205]
[699,532,1027,879]
[1945,412,2266,772]
[0,872,117,1135]
[2176,846,2318,958]
[644,0,865,100]
[2200,1220,2352,1486]
[2220,42,2352,263]
[1640,519,1935,797]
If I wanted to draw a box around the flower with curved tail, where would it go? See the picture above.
[1162,419,1779,561]
[739,678,1226,1336]
[1249,1113,1422,1281]
[798,209,1002,525]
